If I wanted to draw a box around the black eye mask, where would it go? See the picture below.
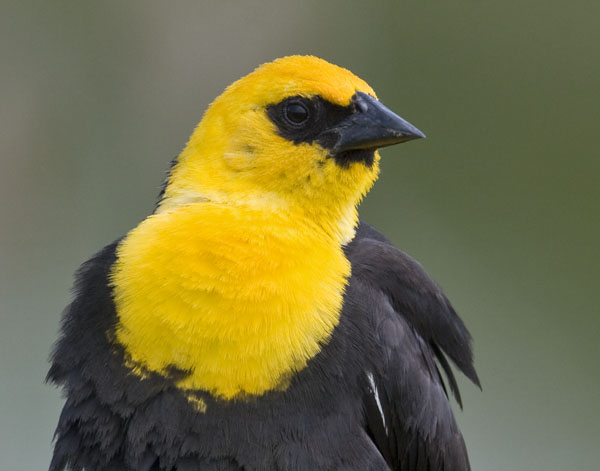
[266,94,375,168]
[266,92,424,168]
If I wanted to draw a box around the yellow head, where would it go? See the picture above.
[158,55,423,240]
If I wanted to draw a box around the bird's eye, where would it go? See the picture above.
[284,102,309,125]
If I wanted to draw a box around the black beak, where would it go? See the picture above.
[323,92,425,154]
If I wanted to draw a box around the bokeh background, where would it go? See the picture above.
[2,1,598,469]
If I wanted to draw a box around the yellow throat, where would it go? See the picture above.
[110,56,381,400]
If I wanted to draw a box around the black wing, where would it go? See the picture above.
[345,221,480,471]
[47,242,177,471]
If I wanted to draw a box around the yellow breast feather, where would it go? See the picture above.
[111,202,351,399]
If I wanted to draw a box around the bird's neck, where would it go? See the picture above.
[111,201,352,402]
[156,132,373,247]
[157,187,359,246]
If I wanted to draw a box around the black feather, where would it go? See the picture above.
[48,220,478,470]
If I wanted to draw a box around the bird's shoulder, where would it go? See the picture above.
[344,220,479,391]
[342,221,479,470]
[48,241,173,471]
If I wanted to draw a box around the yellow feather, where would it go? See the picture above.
[111,56,381,400]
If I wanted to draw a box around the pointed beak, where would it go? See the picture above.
[323,92,425,154]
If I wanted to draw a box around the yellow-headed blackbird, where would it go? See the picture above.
[49,56,479,471]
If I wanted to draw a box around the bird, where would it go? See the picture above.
[48,55,480,471]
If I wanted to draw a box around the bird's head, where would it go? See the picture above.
[158,55,424,241]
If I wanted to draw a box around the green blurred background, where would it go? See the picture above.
[2,1,598,469]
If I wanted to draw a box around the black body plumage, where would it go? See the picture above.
[48,221,478,471]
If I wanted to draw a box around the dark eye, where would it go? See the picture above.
[284,102,309,125]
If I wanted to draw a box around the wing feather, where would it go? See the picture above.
[346,221,479,470]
